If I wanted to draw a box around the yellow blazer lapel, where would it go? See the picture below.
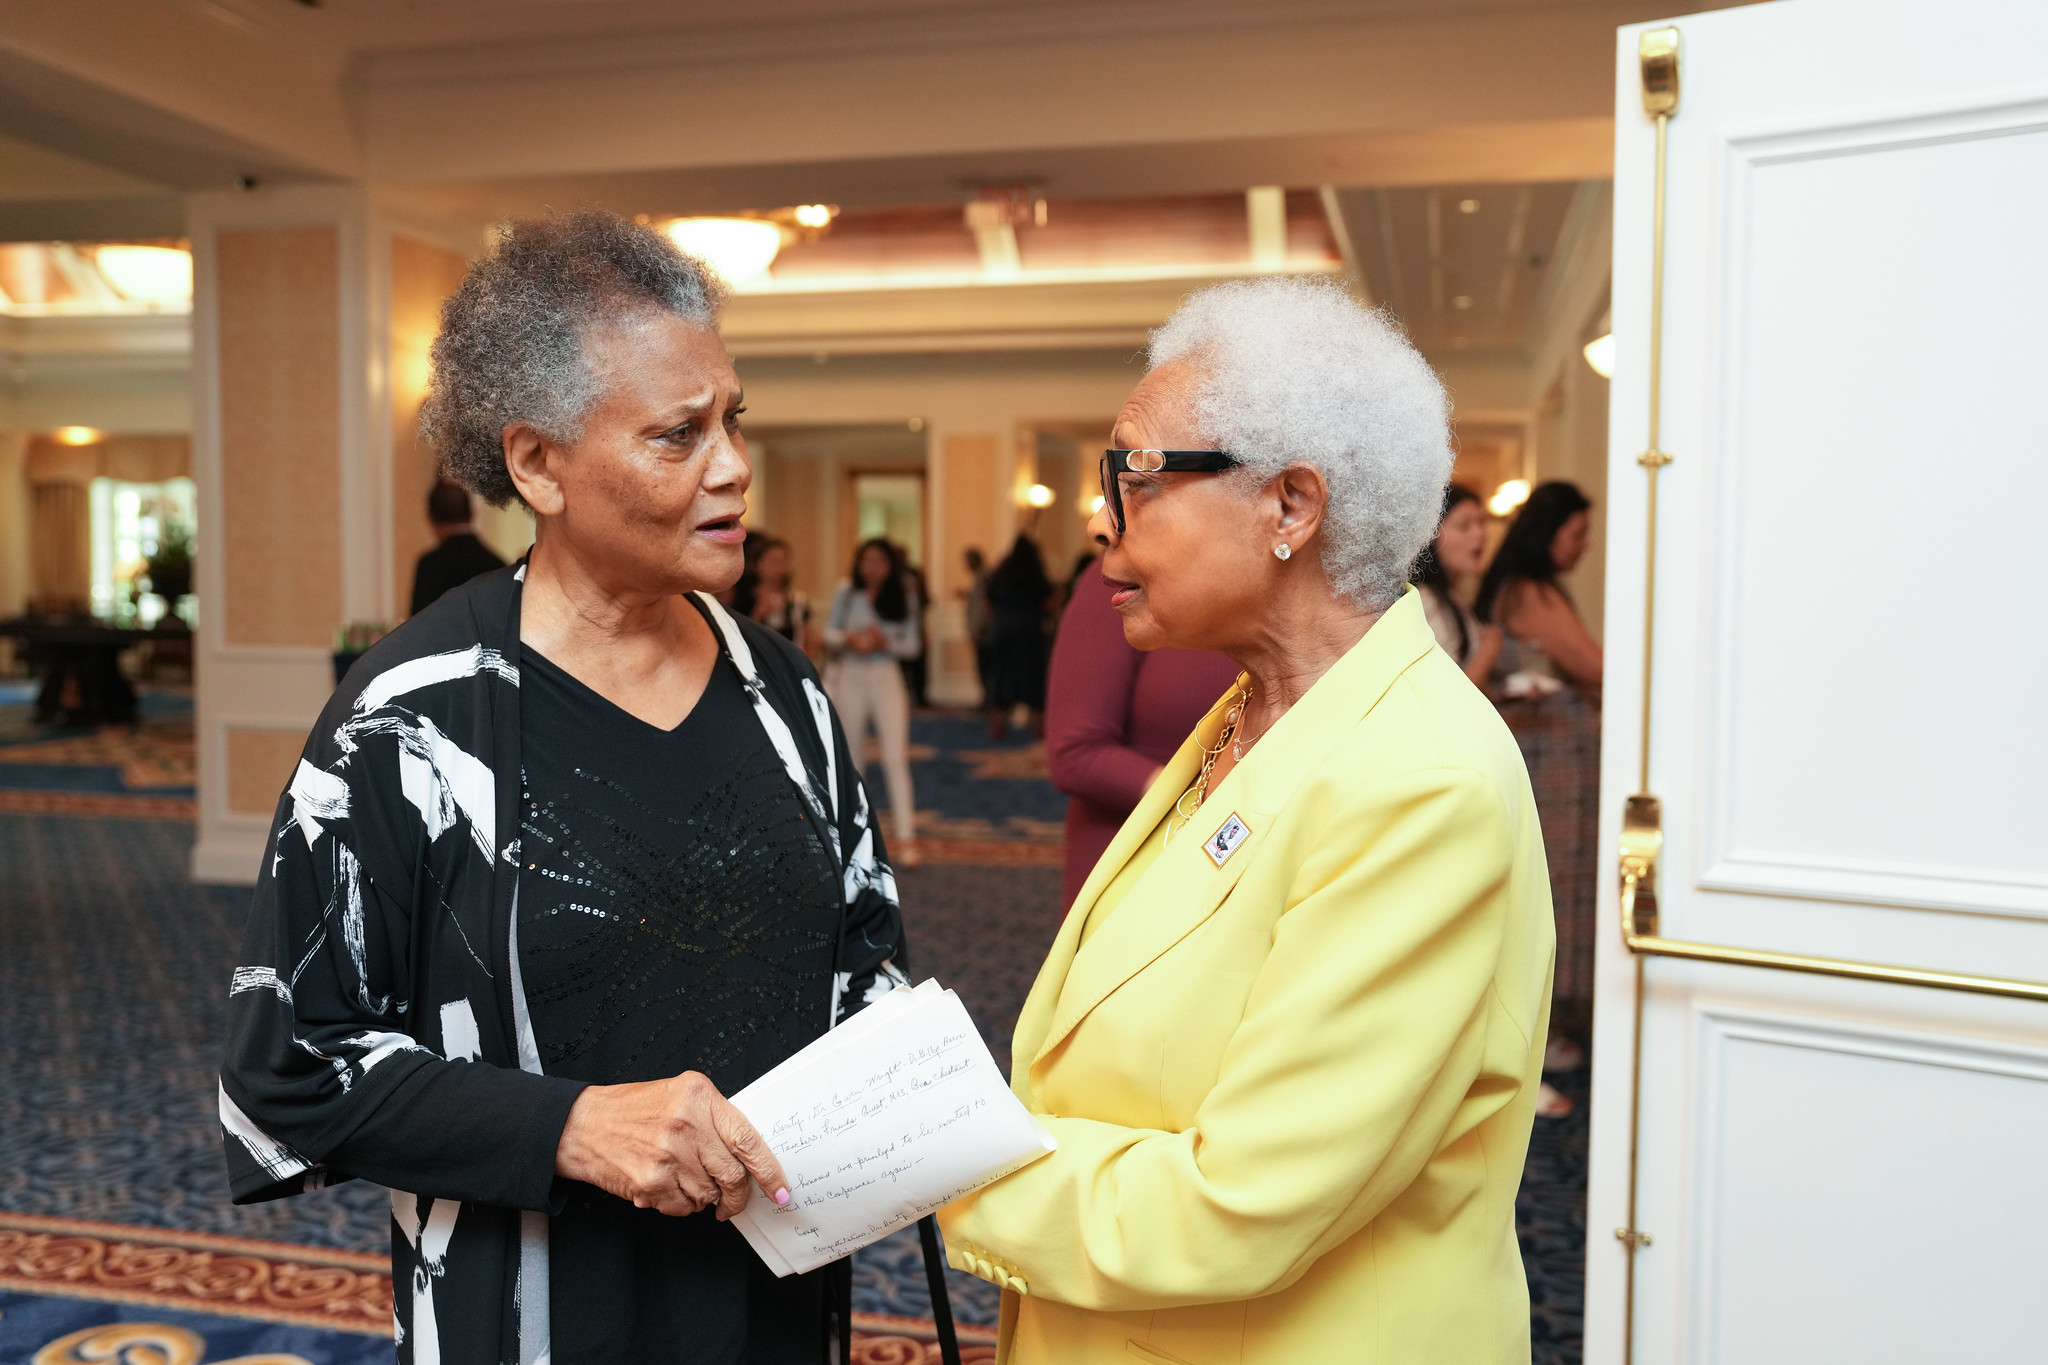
[1030,809,1263,1072]
[1023,684,1259,1073]
[1006,682,1238,1093]
[1017,590,1439,1079]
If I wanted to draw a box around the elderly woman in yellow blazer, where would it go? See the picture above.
[938,277,1554,1364]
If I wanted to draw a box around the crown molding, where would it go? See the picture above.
[350,0,1603,90]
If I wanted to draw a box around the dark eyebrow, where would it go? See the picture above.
[647,385,742,434]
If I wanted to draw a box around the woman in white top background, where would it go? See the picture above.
[825,538,923,865]
[1410,482,1501,686]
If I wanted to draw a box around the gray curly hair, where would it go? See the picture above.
[419,210,727,507]
[1149,276,1452,609]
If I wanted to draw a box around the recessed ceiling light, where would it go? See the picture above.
[1459,199,1480,214]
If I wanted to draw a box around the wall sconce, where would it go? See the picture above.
[1583,332,1615,379]
[1024,483,1056,509]
[1087,494,1106,516]
[55,426,104,446]
[1489,479,1531,517]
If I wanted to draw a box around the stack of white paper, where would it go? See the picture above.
[728,979,1056,1276]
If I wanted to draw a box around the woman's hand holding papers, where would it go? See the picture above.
[556,1071,793,1220]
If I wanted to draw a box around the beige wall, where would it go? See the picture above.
[390,233,473,618]
[215,225,343,648]
[0,434,29,620]
[225,727,306,817]
[189,186,397,884]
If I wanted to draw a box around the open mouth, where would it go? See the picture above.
[1103,574,1141,610]
[695,514,746,543]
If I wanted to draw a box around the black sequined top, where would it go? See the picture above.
[517,640,842,1362]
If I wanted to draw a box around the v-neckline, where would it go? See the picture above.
[519,596,730,737]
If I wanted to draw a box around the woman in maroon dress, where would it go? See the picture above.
[1044,564,1239,907]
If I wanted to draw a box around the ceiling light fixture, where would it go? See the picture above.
[1088,494,1106,516]
[1583,332,1616,379]
[93,245,193,304]
[664,218,784,284]
[1459,198,1480,214]
[55,426,103,446]
[1024,483,1056,509]
[793,204,835,229]
[1488,479,1531,517]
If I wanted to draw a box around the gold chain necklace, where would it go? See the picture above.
[1168,680,1254,842]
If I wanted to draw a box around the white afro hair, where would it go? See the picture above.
[1149,275,1452,608]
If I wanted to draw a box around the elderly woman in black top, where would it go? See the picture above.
[219,211,908,1365]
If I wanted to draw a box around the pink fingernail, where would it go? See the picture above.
[774,1187,790,1206]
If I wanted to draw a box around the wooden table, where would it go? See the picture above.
[0,619,193,725]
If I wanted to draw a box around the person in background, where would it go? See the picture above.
[1477,479,1601,1117]
[1045,562,1237,908]
[722,529,768,612]
[899,556,931,707]
[743,534,812,655]
[826,538,922,865]
[409,479,505,615]
[1411,483,1501,685]
[962,546,993,703]
[982,534,1053,740]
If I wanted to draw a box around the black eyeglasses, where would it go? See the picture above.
[1098,449,1239,535]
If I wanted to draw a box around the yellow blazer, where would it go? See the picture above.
[939,588,1554,1365]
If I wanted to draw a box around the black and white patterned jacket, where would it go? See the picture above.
[220,561,908,1365]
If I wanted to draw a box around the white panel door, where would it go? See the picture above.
[1585,3,2048,1362]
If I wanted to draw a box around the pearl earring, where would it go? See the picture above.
[1274,544,1292,561]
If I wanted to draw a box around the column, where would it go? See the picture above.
[188,185,474,883]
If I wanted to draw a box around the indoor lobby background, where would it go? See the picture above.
[13,3,1986,1364]
[0,0,1634,883]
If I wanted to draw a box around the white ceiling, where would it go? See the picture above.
[0,0,1632,378]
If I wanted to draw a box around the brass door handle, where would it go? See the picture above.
[1616,794,2048,1003]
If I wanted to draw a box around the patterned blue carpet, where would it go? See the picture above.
[0,708,1587,1362]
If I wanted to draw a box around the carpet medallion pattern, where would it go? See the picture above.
[0,1216,999,1362]
[0,1215,392,1334]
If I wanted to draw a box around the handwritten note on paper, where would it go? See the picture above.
[728,980,1055,1276]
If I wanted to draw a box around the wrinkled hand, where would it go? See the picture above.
[555,1071,789,1220]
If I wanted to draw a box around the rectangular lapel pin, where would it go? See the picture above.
[1206,813,1251,868]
